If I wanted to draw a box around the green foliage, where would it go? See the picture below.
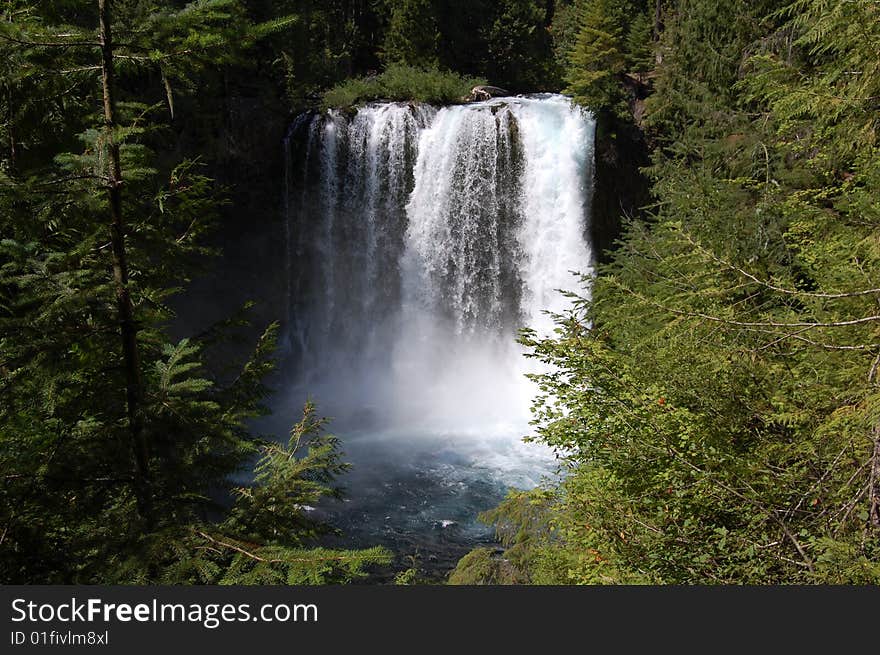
[394,568,419,585]
[276,0,385,104]
[643,0,783,141]
[380,0,441,68]
[124,402,391,585]
[564,0,653,114]
[448,549,511,585]
[481,0,558,91]
[624,10,654,73]
[549,0,582,71]
[456,0,880,585]
[449,486,649,584]
[0,0,386,585]
[322,64,486,109]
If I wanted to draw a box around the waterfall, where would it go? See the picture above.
[283,94,595,450]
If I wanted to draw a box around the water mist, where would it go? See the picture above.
[276,94,595,557]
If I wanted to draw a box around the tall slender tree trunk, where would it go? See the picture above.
[6,92,15,171]
[5,14,15,169]
[870,425,880,529]
[653,0,664,65]
[98,0,153,525]
[654,0,663,39]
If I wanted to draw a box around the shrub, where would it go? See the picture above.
[322,64,486,109]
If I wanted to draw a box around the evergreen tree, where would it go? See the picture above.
[564,0,653,114]
[277,0,386,103]
[381,0,441,68]
[453,0,880,585]
[482,0,557,91]
[433,0,494,78]
[0,0,388,584]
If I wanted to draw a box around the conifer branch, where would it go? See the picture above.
[195,531,376,564]
[614,280,880,332]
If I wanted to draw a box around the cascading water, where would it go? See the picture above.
[277,94,595,565]
[284,103,435,381]
[395,95,595,435]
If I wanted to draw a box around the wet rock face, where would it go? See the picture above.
[590,111,651,264]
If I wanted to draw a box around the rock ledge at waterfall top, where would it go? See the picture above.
[466,85,512,102]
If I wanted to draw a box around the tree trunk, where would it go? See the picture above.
[98,0,153,525]
[870,425,880,529]
[6,95,15,170]
[654,0,662,40]
[5,13,15,169]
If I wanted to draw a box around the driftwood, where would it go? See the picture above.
[469,85,511,102]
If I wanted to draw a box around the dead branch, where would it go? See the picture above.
[195,531,370,565]
[680,231,880,300]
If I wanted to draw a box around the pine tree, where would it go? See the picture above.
[482,0,557,91]
[454,0,880,585]
[381,0,441,68]
[0,0,388,584]
[564,0,652,114]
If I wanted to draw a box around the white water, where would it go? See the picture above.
[282,94,595,483]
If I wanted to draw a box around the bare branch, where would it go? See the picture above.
[58,65,103,75]
[614,281,880,331]
[680,230,880,300]
[195,531,370,564]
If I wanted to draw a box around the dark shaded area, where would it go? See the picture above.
[590,111,651,263]
[166,71,291,353]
